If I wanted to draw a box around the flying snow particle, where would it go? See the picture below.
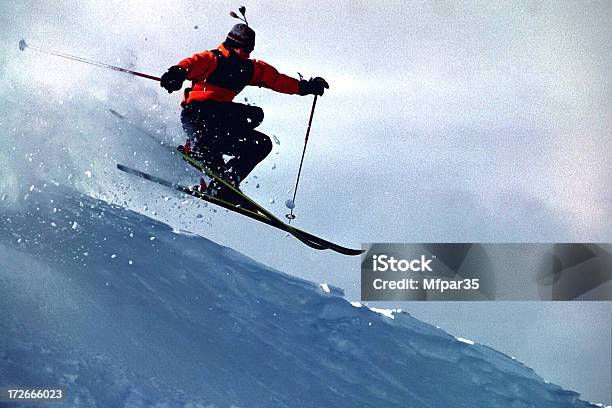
[272,135,280,145]
[84,171,92,178]
[319,283,331,293]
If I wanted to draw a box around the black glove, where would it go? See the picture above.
[160,65,186,93]
[298,77,329,96]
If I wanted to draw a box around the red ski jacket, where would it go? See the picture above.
[177,43,300,103]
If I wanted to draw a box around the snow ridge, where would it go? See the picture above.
[0,184,599,407]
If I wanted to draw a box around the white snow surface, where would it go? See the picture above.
[0,184,599,408]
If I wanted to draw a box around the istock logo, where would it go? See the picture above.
[372,255,434,272]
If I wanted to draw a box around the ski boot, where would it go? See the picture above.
[180,140,209,162]
[191,177,208,193]
[207,176,258,212]
[205,176,240,201]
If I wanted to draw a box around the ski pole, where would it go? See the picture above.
[17,39,160,81]
[286,95,318,222]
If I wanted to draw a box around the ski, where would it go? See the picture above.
[175,147,363,255]
[117,164,325,250]
[116,164,363,255]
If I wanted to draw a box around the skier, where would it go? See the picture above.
[160,12,328,199]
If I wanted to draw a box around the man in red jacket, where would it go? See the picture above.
[160,23,328,198]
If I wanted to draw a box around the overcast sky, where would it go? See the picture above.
[1,0,611,403]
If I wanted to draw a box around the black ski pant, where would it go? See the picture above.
[180,101,272,185]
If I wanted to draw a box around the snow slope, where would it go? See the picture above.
[0,184,600,407]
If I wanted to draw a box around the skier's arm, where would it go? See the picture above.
[160,51,218,93]
[249,60,300,94]
[250,60,329,96]
[177,51,218,81]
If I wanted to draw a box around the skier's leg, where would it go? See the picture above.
[223,103,264,130]
[180,102,206,147]
[224,130,273,183]
[180,102,225,173]
[204,103,266,184]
